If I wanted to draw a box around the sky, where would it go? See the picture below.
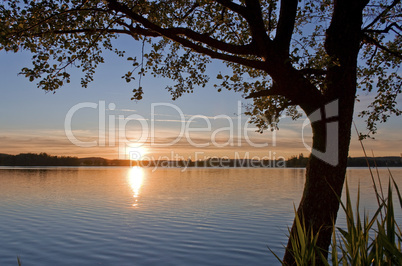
[1,35,401,161]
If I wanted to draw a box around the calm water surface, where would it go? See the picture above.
[0,167,401,265]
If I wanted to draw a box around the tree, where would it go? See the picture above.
[1,0,401,263]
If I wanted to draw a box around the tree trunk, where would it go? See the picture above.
[282,93,356,265]
[282,1,366,264]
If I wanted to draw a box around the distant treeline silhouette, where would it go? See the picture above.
[0,153,80,166]
[286,153,402,167]
[0,153,401,167]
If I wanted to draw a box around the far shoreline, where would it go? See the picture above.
[1,152,401,168]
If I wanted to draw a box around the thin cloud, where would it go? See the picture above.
[107,108,137,112]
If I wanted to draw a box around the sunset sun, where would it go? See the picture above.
[126,146,148,160]
[1,0,401,265]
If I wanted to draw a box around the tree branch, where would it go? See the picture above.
[267,3,273,32]
[106,0,268,70]
[363,0,401,31]
[32,28,135,36]
[176,2,200,21]
[214,0,249,18]
[115,20,159,37]
[245,88,281,99]
[46,15,120,84]
[10,8,109,37]
[159,27,257,56]
[243,0,272,59]
[298,68,327,76]
[362,34,402,59]
[106,0,256,55]
[364,22,402,34]
[158,30,267,71]
[274,0,298,55]
[215,0,274,59]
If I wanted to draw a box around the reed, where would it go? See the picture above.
[272,149,402,265]
[272,171,402,265]
[331,176,402,265]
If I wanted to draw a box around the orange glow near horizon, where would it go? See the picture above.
[126,146,148,160]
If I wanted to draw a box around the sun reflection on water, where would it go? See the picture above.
[128,167,144,207]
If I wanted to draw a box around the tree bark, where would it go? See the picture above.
[282,94,356,265]
[282,1,366,264]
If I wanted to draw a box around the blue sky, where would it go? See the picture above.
[1,36,401,160]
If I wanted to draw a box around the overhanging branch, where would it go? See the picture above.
[31,28,134,37]
[160,27,257,56]
[106,0,267,70]
[10,8,109,37]
[363,22,402,34]
[362,34,402,59]
[363,0,401,31]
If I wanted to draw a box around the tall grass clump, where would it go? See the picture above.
[272,126,402,265]
[272,171,402,265]
[331,175,402,265]
[269,206,326,265]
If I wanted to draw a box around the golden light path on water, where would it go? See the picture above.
[127,166,144,207]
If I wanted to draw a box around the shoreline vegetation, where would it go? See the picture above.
[0,153,401,168]
[272,172,402,265]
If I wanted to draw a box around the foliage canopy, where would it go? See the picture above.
[1,0,401,136]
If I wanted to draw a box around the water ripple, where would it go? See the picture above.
[1,167,400,265]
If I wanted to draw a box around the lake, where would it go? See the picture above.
[0,167,401,265]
